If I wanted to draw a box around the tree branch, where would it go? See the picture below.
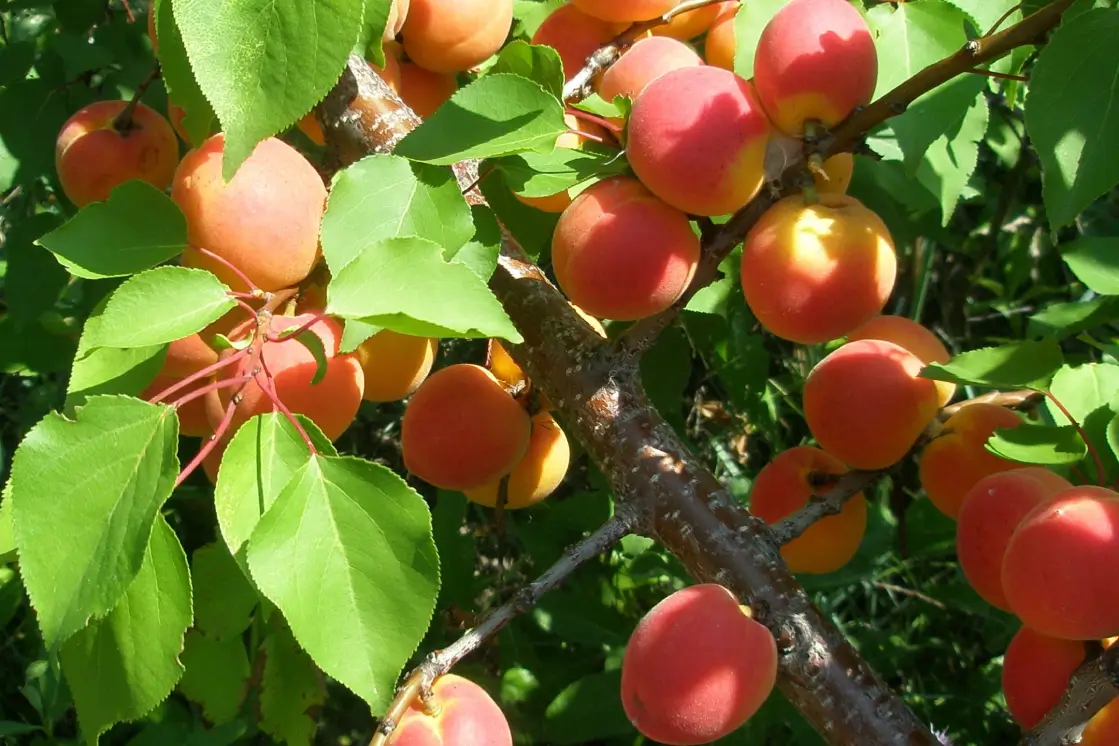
[939,389,1044,419]
[770,469,881,545]
[1023,643,1119,746]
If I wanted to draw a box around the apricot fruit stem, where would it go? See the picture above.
[268,311,328,343]
[256,352,319,455]
[195,246,260,294]
[1044,390,1105,485]
[147,344,251,404]
[112,64,162,135]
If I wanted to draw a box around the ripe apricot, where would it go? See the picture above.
[753,0,878,136]
[1002,486,1119,640]
[597,36,703,105]
[918,403,1024,519]
[627,66,771,216]
[573,0,676,23]
[653,1,736,41]
[402,0,513,73]
[956,468,1071,611]
[55,100,180,207]
[174,134,326,293]
[741,194,897,344]
[551,176,700,321]
[803,339,940,470]
[748,446,867,574]
[621,584,777,745]
[401,364,532,491]
[815,152,854,195]
[847,315,954,406]
[298,55,402,145]
[514,112,607,214]
[1083,697,1119,745]
[532,5,628,82]
[386,674,512,746]
[385,0,410,40]
[703,4,736,71]
[356,330,438,403]
[1001,626,1086,728]
[164,333,219,379]
[463,412,571,509]
[397,61,459,118]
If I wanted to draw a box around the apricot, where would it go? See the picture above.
[463,412,571,509]
[1001,625,1086,728]
[653,1,736,41]
[748,446,867,573]
[532,5,628,82]
[814,152,854,195]
[299,55,402,145]
[401,364,532,491]
[803,339,940,470]
[918,403,1025,519]
[173,134,326,293]
[753,0,878,136]
[573,0,676,23]
[205,314,364,443]
[956,468,1072,611]
[621,584,777,745]
[703,4,736,71]
[397,62,459,118]
[356,330,438,403]
[143,373,212,438]
[1002,486,1119,641]
[1083,697,1119,745]
[740,194,897,344]
[627,66,771,217]
[551,176,700,321]
[386,674,512,746]
[402,0,513,73]
[55,100,180,207]
[514,112,608,214]
[597,36,703,105]
[385,0,411,40]
[847,314,954,406]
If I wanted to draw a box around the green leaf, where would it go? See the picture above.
[395,73,567,166]
[191,542,257,640]
[915,90,988,224]
[339,319,382,355]
[272,322,329,386]
[477,167,560,260]
[450,205,502,281]
[246,456,440,714]
[890,77,985,177]
[920,340,1064,390]
[67,326,167,411]
[496,145,628,198]
[1027,297,1119,340]
[1046,363,1119,481]
[542,670,632,744]
[0,489,15,564]
[4,213,67,330]
[1026,8,1119,229]
[0,79,72,192]
[1060,237,1119,295]
[59,515,192,744]
[9,395,179,648]
[355,0,394,67]
[985,423,1086,465]
[174,0,365,179]
[327,236,523,343]
[869,1,970,98]
[178,630,251,725]
[490,40,565,100]
[154,0,216,146]
[941,0,1022,33]
[36,181,189,279]
[321,155,475,271]
[431,492,479,610]
[732,0,790,80]
[259,619,325,746]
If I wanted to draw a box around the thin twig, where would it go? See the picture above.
[769,470,881,545]
[939,390,1043,419]
[986,3,1024,36]
[147,345,251,404]
[1045,391,1106,485]
[871,582,948,610]
[256,353,318,455]
[268,312,327,342]
[968,68,1029,82]
[167,375,251,410]
[112,64,162,133]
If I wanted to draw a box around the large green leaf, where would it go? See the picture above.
[915,92,988,225]
[178,630,251,725]
[1060,237,1119,295]
[491,40,565,100]
[154,0,216,146]
[246,455,440,714]
[921,340,1064,390]
[259,619,325,746]
[191,542,258,640]
[4,213,68,330]
[9,396,179,648]
[67,314,167,410]
[986,423,1086,465]
[1045,363,1119,481]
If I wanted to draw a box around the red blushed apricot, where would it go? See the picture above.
[627,66,772,217]
[515,113,608,214]
[532,5,629,82]
[573,0,676,23]
[803,339,940,470]
[401,364,532,491]
[956,468,1072,612]
[356,330,438,403]
[847,314,954,406]
[748,446,867,574]
[299,55,402,145]
[55,100,180,207]
[741,194,897,344]
[386,674,512,746]
[918,403,1025,519]
[402,0,513,73]
[398,62,459,118]
[173,134,326,293]
[463,412,571,509]
[815,152,854,195]
[597,36,703,104]
[753,0,878,136]
[1002,626,1086,728]
[1002,486,1119,641]
[1083,697,1119,745]
[552,176,700,321]
[654,1,737,41]
[142,373,212,438]
[621,584,777,745]
[703,4,736,71]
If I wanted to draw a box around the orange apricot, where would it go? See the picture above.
[402,0,513,73]
[573,0,676,23]
[514,112,608,214]
[164,333,219,379]
[55,100,180,207]
[803,339,940,470]
[621,584,777,745]
[1001,626,1086,728]
[397,62,459,117]
[463,412,571,509]
[703,4,736,71]
[386,674,512,746]
[1002,486,1119,641]
[654,1,737,41]
[551,176,700,321]
[740,193,897,344]
[385,0,411,40]
[847,314,954,406]
[174,134,326,293]
[1083,697,1119,745]
[401,364,532,491]
[597,36,703,104]
[956,467,1072,611]
[918,403,1025,519]
[753,0,878,136]
[532,5,629,82]
[356,330,438,403]
[815,152,854,195]
[627,66,771,217]
[748,446,867,574]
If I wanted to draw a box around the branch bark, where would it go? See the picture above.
[1023,643,1119,746]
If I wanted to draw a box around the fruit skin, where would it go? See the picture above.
[551,176,700,321]
[627,66,772,217]
[386,674,512,746]
[955,467,1071,611]
[703,4,736,71]
[918,403,1024,519]
[748,446,867,574]
[1082,697,1119,745]
[356,330,438,403]
[385,0,411,40]
[402,0,514,73]
[740,193,897,344]
[654,1,736,41]
[597,36,703,104]
[804,339,940,470]
[55,100,180,207]
[847,314,954,405]
[1002,486,1119,641]
[514,112,607,214]
[398,61,459,118]
[532,5,630,82]
[753,0,878,136]
[621,584,777,745]
[299,55,402,144]
[164,334,220,379]
[463,412,571,509]
[143,373,212,438]
[401,364,532,491]
[173,134,326,293]
[1001,625,1086,728]
[573,0,677,23]
[815,152,854,195]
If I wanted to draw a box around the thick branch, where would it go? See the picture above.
[1023,643,1119,746]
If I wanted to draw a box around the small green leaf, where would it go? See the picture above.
[449,205,502,281]
[4,213,68,330]
[1060,237,1119,295]
[569,93,624,119]
[921,340,1064,390]
[490,41,565,100]
[915,91,988,225]
[191,542,257,640]
[154,0,216,146]
[985,423,1086,465]
[478,168,560,260]
[260,619,325,746]
[497,145,628,198]
[1028,297,1119,340]
[355,0,394,67]
[0,489,15,564]
[178,630,251,725]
